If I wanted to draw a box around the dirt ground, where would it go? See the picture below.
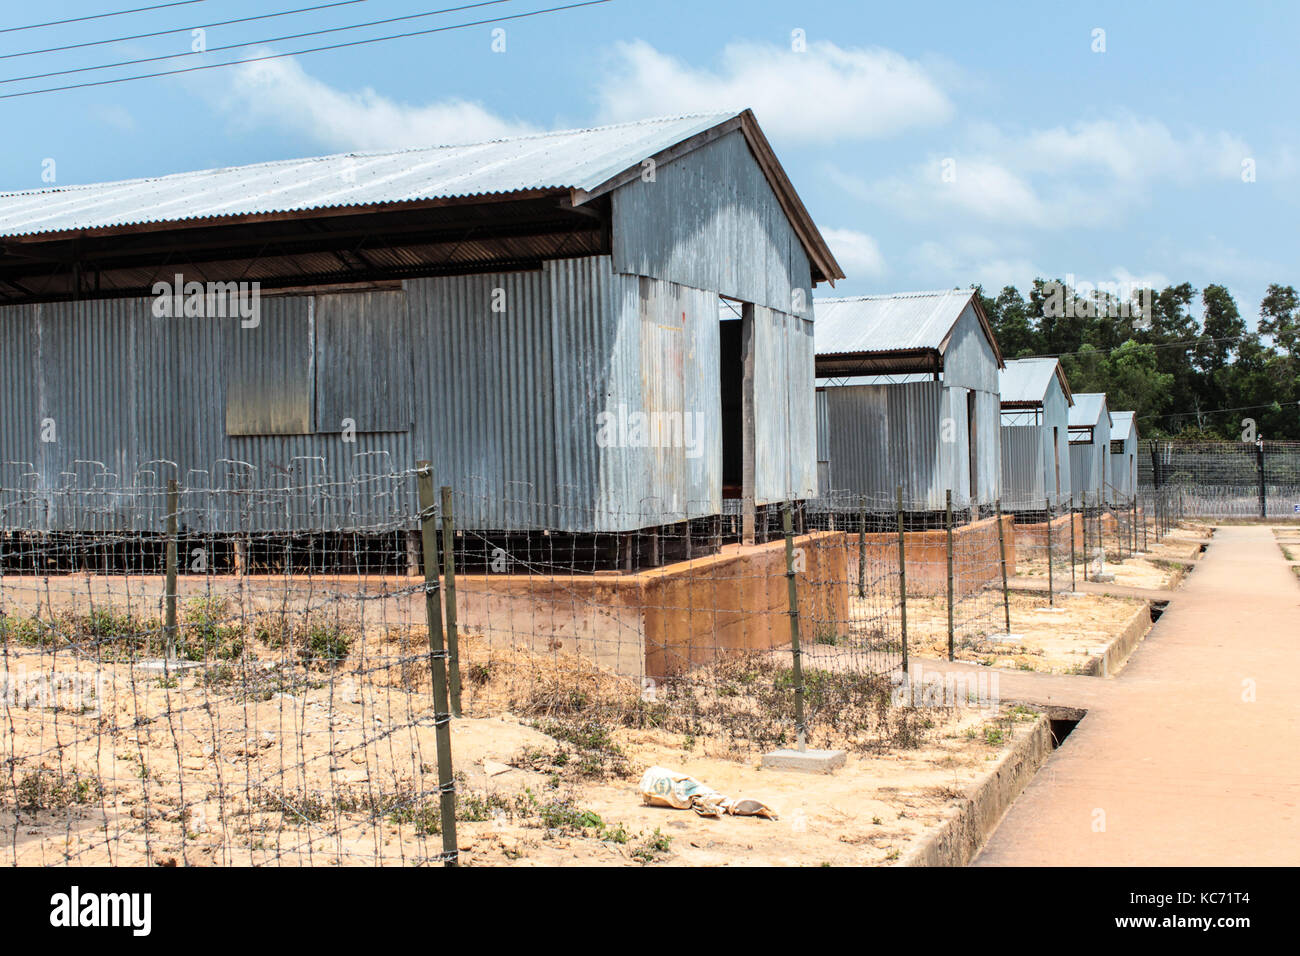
[894,590,1146,674]
[0,629,1039,867]
[1012,520,1209,591]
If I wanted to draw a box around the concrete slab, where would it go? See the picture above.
[135,659,202,676]
[761,748,847,774]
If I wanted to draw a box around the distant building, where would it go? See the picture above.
[1068,393,1113,507]
[998,358,1074,511]
[813,290,1004,513]
[1108,411,1140,503]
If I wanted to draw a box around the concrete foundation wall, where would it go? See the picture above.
[1013,512,1082,553]
[846,515,1016,598]
[0,532,849,684]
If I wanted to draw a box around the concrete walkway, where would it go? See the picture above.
[973,526,1300,865]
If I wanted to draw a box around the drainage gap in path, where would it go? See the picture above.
[1049,717,1080,748]
[1149,600,1169,622]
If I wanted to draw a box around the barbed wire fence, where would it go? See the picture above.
[0,460,464,867]
[1140,440,1300,520]
[7,441,1255,866]
[9,463,1017,867]
[1004,497,1075,601]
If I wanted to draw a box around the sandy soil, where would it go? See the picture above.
[0,632,1038,867]
[890,590,1146,674]
[1012,521,1208,591]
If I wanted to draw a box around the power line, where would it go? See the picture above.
[1,0,369,61]
[2,0,515,85]
[0,1,205,34]
[1021,330,1265,362]
[1138,400,1300,425]
[0,0,611,100]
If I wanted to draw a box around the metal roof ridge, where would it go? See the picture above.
[0,111,742,199]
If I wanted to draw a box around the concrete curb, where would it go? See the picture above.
[900,715,1054,867]
[1077,604,1152,677]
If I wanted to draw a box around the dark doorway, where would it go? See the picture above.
[967,390,978,503]
[719,297,756,543]
[1053,426,1061,502]
[720,309,744,498]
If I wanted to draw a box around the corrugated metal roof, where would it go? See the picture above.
[999,358,1060,403]
[813,290,977,355]
[1069,392,1110,428]
[0,113,737,238]
[1110,410,1136,441]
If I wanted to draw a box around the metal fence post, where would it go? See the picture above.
[996,498,1011,635]
[945,489,954,661]
[1132,496,1138,554]
[782,504,807,751]
[164,478,178,661]
[1069,494,1077,593]
[856,495,866,598]
[1045,496,1054,604]
[416,462,458,867]
[440,485,462,718]
[1257,440,1266,519]
[896,485,908,676]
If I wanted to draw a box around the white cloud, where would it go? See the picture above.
[834,111,1265,230]
[831,157,1078,228]
[1018,115,1250,184]
[910,236,1040,292]
[597,40,952,142]
[821,228,886,279]
[217,54,537,151]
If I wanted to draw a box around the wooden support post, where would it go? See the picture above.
[945,489,954,661]
[440,486,462,719]
[896,485,908,676]
[1081,492,1088,576]
[1069,495,1077,593]
[856,495,866,598]
[405,530,421,578]
[783,504,807,751]
[164,479,178,661]
[1046,496,1054,605]
[996,498,1010,635]
[416,462,458,867]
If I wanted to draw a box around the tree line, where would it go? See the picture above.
[975,280,1300,441]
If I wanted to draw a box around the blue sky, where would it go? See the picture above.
[4,0,1296,322]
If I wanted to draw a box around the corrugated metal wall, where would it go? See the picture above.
[611,129,814,317]
[1,255,820,533]
[1070,412,1112,506]
[999,379,1071,510]
[821,379,949,509]
[752,306,817,504]
[1109,433,1138,501]
[817,300,1003,511]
